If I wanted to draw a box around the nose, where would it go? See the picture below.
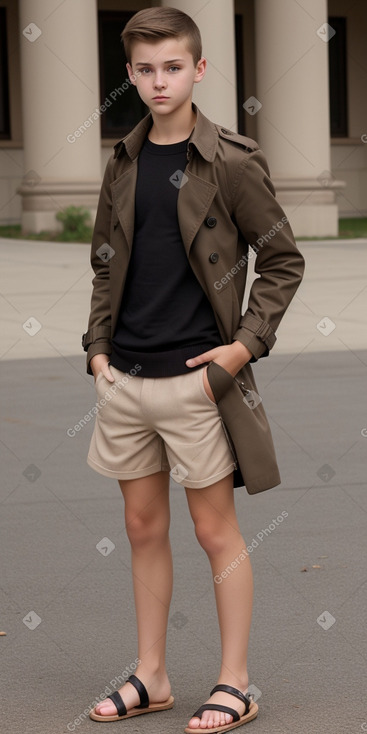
[153,70,166,89]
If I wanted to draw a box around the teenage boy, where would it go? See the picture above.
[83,6,305,733]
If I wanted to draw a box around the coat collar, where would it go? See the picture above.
[113,102,218,163]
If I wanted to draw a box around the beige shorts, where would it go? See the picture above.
[87,364,235,488]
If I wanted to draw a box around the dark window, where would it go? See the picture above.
[235,14,245,135]
[98,11,149,138]
[0,7,10,139]
[328,17,348,137]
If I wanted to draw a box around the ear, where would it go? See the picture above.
[194,56,207,84]
[126,62,137,86]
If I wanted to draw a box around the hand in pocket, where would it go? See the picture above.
[90,354,115,383]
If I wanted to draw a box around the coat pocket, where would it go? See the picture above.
[205,361,234,403]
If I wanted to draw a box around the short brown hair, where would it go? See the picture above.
[121,6,202,67]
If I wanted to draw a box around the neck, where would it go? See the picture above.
[148,100,196,144]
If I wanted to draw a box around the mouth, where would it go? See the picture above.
[152,96,169,100]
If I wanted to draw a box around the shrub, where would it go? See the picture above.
[55,206,92,242]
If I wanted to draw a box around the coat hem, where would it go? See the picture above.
[244,474,281,494]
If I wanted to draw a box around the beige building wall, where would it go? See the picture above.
[17,0,102,232]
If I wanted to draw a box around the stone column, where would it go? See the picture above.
[160,0,237,131]
[254,0,344,236]
[18,0,101,232]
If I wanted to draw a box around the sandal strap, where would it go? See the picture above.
[107,690,127,717]
[127,673,149,708]
[209,684,252,715]
[192,704,240,722]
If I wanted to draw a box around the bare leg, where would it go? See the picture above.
[94,470,173,717]
[185,473,254,730]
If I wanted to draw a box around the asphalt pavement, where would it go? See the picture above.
[1,236,366,734]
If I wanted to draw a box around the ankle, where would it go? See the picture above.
[135,661,168,680]
[217,671,249,691]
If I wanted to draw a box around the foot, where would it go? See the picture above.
[187,676,250,730]
[93,666,171,718]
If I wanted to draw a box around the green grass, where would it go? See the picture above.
[0,223,93,243]
[338,217,367,238]
[0,217,367,243]
[296,218,367,241]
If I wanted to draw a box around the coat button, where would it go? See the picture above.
[206,216,217,228]
[221,128,233,135]
[209,252,219,263]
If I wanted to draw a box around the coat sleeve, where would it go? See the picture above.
[81,156,115,375]
[231,148,305,361]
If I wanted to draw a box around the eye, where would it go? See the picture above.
[138,65,180,74]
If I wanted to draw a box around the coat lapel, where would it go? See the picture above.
[177,170,217,258]
[110,163,137,255]
[110,160,218,259]
[110,102,219,258]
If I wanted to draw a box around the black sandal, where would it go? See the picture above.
[184,683,258,733]
[89,673,174,722]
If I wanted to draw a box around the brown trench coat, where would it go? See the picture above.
[82,102,305,494]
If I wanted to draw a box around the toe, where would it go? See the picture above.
[200,711,213,728]
[188,709,234,730]
[212,711,221,727]
[94,700,117,716]
[215,710,224,727]
[211,710,233,728]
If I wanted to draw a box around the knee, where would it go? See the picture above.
[125,511,168,549]
[194,521,230,556]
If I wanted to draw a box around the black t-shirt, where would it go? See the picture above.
[110,134,223,377]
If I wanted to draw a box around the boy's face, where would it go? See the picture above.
[126,37,206,114]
